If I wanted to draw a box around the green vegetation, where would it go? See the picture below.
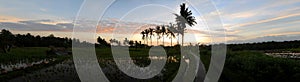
[0,47,49,64]
[220,51,300,82]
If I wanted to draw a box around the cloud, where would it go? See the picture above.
[266,32,300,36]
[40,8,47,12]
[0,15,24,23]
[226,11,257,19]
[97,21,156,34]
[229,13,300,29]
[0,19,73,31]
[19,19,53,23]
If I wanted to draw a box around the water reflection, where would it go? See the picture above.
[8,56,181,81]
[265,53,300,59]
[0,58,56,74]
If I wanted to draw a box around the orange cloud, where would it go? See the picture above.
[96,23,157,34]
[229,12,257,18]
[0,15,24,23]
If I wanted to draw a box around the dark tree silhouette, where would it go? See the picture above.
[109,38,120,46]
[141,30,146,45]
[97,36,109,47]
[0,29,75,52]
[149,28,154,46]
[161,25,167,46]
[167,27,176,46]
[0,29,14,53]
[123,38,129,46]
[128,40,134,47]
[174,3,197,46]
[155,26,162,46]
[145,29,150,45]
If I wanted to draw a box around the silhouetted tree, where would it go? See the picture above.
[110,38,120,46]
[128,40,134,47]
[167,27,176,46]
[97,36,109,47]
[174,3,197,46]
[161,25,167,46]
[149,28,154,46]
[0,29,14,53]
[145,29,150,45]
[141,30,146,45]
[155,26,162,46]
[123,38,129,46]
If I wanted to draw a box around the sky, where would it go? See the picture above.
[0,0,300,45]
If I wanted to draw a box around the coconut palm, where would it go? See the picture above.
[155,26,162,46]
[167,28,176,46]
[174,3,197,46]
[140,31,146,45]
[148,28,154,46]
[161,25,167,46]
[167,23,180,45]
[145,29,150,45]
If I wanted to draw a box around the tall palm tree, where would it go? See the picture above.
[145,29,149,45]
[140,30,146,45]
[174,3,197,46]
[155,26,162,46]
[167,28,176,46]
[167,23,180,45]
[161,25,167,46]
[148,28,154,46]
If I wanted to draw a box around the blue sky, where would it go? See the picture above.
[0,0,300,44]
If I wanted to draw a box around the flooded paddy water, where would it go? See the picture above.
[8,56,180,82]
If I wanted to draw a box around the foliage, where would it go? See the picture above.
[219,51,300,82]
[97,36,110,47]
[0,29,14,53]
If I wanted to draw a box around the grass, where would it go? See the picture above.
[0,47,49,64]
[220,50,300,82]
[285,48,300,52]
[0,47,69,81]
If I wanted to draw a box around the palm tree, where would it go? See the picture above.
[174,3,197,46]
[140,31,146,45]
[161,25,167,46]
[167,23,180,45]
[148,28,154,46]
[145,29,149,45]
[155,26,162,46]
[167,28,176,46]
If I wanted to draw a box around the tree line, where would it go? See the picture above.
[97,36,144,48]
[227,41,300,51]
[0,29,76,53]
[140,3,197,46]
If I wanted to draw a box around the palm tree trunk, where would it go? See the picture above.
[150,37,152,46]
[177,33,180,45]
[163,35,164,46]
[181,34,184,46]
[171,38,172,46]
[157,38,159,46]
